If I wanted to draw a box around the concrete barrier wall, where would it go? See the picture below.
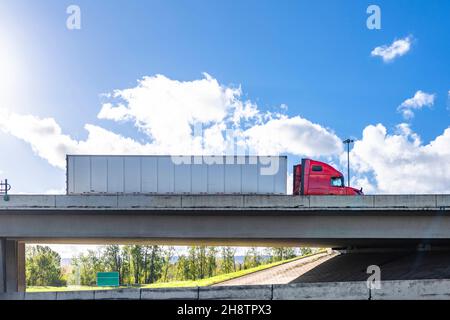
[2,194,449,210]
[371,279,450,300]
[0,279,450,300]
[273,282,369,300]
[373,195,437,208]
[94,289,141,300]
[24,292,57,300]
[0,195,56,208]
[181,195,244,208]
[118,195,182,208]
[56,195,117,208]
[56,291,95,300]
[199,285,272,300]
[4,279,450,300]
[141,287,198,300]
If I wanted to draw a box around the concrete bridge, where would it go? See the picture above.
[1,194,449,293]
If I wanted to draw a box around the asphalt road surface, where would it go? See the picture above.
[214,252,336,286]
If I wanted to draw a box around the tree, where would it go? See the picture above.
[197,246,207,279]
[206,247,218,278]
[103,245,122,281]
[26,245,66,286]
[120,246,132,285]
[130,245,144,284]
[299,247,313,256]
[220,247,236,274]
[145,246,164,284]
[243,247,262,269]
[162,246,175,282]
[176,255,190,280]
[71,249,104,286]
[266,247,297,263]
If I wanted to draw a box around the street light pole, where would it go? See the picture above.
[343,139,354,187]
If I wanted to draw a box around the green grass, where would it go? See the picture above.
[26,285,126,292]
[27,251,326,292]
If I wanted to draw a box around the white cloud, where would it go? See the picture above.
[0,74,342,170]
[244,116,343,156]
[3,74,448,195]
[397,90,435,119]
[348,123,450,194]
[97,103,131,122]
[97,73,241,149]
[350,176,377,194]
[0,109,159,169]
[371,36,412,62]
[0,109,77,168]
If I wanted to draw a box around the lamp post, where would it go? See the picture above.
[343,139,354,187]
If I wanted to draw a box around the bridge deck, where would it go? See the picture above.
[0,194,449,248]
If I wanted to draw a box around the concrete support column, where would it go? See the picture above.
[0,239,26,293]
[17,242,26,292]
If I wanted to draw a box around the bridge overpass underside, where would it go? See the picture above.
[2,208,450,248]
[1,194,449,293]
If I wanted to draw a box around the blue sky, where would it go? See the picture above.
[0,0,449,195]
[1,0,450,259]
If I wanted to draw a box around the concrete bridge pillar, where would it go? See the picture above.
[0,239,26,293]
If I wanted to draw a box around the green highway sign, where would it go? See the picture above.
[97,272,119,287]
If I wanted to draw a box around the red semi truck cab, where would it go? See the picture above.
[293,159,363,195]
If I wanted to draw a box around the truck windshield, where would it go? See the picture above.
[331,177,344,187]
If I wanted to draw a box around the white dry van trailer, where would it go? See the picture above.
[66,155,287,195]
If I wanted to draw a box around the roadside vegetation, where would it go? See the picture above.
[26,245,323,292]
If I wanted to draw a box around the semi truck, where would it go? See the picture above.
[293,159,363,195]
[66,155,362,195]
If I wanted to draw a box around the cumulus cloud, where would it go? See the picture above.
[371,36,412,62]
[0,74,343,170]
[244,116,343,156]
[97,73,245,149]
[348,123,450,194]
[0,109,77,168]
[2,74,448,195]
[0,110,176,169]
[397,90,435,119]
